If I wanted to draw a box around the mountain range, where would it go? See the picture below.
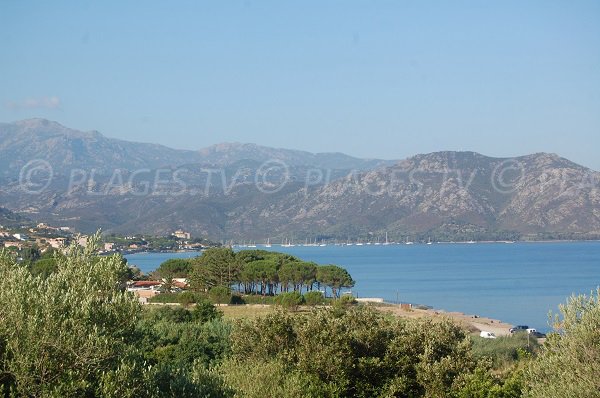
[1,119,599,241]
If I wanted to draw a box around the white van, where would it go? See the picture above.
[480,331,497,339]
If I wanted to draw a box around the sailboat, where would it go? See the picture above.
[383,232,390,245]
[264,238,271,248]
[427,237,433,245]
[405,236,414,245]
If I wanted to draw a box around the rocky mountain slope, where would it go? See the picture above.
[259,151,600,240]
[1,120,598,241]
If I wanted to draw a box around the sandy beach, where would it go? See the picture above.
[375,304,513,336]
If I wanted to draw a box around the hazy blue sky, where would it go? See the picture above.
[2,1,599,168]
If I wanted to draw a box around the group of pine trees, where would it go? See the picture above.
[156,248,355,298]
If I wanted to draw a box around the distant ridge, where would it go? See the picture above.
[0,119,204,175]
[0,119,598,241]
[0,119,393,178]
[197,142,392,170]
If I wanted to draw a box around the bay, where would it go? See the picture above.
[126,241,600,332]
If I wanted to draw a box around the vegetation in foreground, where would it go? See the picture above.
[0,237,598,397]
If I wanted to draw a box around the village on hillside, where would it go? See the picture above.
[0,222,214,255]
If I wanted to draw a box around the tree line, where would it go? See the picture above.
[155,248,355,298]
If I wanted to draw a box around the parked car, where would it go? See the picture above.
[480,331,497,339]
[509,325,529,333]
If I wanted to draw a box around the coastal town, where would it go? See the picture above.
[0,222,212,254]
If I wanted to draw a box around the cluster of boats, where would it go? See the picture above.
[232,233,438,248]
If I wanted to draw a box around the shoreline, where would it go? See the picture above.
[121,238,600,256]
[374,303,514,336]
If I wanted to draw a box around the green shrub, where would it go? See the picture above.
[28,258,57,279]
[218,358,332,398]
[148,292,182,304]
[178,291,197,307]
[230,293,245,305]
[333,294,356,309]
[304,291,325,306]
[275,291,305,310]
[0,236,140,396]
[143,305,192,323]
[209,286,231,304]
[193,299,223,323]
[228,306,476,397]
[452,366,524,398]
[524,289,600,398]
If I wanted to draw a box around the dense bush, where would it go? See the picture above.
[230,293,245,304]
[336,294,357,305]
[178,291,197,307]
[209,285,232,304]
[5,236,597,397]
[28,257,58,279]
[229,306,480,397]
[304,290,325,306]
[0,237,232,397]
[218,358,332,398]
[453,366,523,398]
[136,307,231,369]
[275,291,304,310]
[524,289,600,398]
[192,298,223,323]
[148,292,183,303]
[0,239,140,397]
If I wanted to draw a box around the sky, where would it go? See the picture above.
[1,1,599,169]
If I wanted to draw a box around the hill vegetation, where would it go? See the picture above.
[1,237,598,397]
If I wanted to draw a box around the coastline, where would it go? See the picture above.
[120,238,600,256]
[374,303,514,336]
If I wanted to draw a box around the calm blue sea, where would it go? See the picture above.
[126,241,600,332]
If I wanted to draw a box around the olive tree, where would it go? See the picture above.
[0,235,232,397]
[0,235,140,396]
[524,288,600,398]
